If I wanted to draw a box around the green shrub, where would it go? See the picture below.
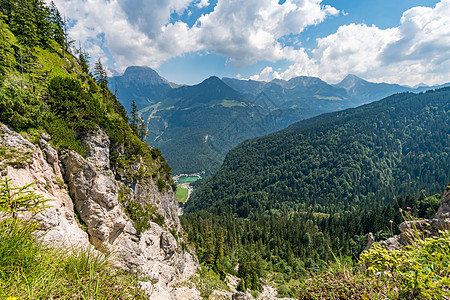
[361,231,450,299]
[157,177,167,192]
[0,80,44,130]
[125,200,164,234]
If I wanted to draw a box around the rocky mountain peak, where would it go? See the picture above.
[336,74,365,91]
[121,66,168,86]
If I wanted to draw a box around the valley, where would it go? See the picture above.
[174,175,202,204]
[110,67,449,176]
[1,0,449,299]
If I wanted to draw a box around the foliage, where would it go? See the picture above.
[0,178,49,218]
[0,79,44,130]
[47,75,102,132]
[295,259,391,300]
[181,190,442,290]
[94,58,108,89]
[188,89,450,216]
[0,180,148,299]
[125,200,164,234]
[361,231,450,299]
[191,266,230,299]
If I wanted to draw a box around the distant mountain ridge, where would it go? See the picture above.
[187,87,450,216]
[109,66,450,175]
[108,66,173,112]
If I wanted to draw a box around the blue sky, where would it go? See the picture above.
[49,0,449,86]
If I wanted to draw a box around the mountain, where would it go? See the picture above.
[140,76,275,175]
[112,68,449,176]
[221,77,268,96]
[0,3,198,298]
[187,88,450,216]
[107,66,173,111]
[335,74,411,106]
[164,75,246,108]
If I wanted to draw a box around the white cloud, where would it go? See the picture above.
[195,0,209,8]
[250,66,273,81]
[311,23,400,83]
[48,0,338,72]
[195,0,338,65]
[270,0,450,86]
[49,0,450,86]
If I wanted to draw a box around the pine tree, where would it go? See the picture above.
[129,100,139,135]
[48,1,65,46]
[93,58,107,89]
[138,116,148,141]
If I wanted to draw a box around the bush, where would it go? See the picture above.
[361,231,450,299]
[0,80,44,130]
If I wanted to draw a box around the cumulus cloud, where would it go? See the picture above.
[195,0,338,65]
[48,0,338,72]
[48,0,450,86]
[269,0,450,85]
[249,66,273,81]
[195,0,209,8]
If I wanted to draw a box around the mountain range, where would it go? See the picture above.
[109,66,449,175]
[186,87,450,216]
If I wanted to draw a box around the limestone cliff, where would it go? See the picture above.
[379,184,450,250]
[0,123,200,299]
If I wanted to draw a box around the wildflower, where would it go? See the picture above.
[7,297,18,300]
[406,207,411,210]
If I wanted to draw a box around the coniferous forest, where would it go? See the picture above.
[182,88,449,294]
[1,0,450,299]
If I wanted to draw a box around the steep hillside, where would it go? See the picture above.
[139,76,276,175]
[0,2,199,298]
[187,88,450,216]
[113,67,449,176]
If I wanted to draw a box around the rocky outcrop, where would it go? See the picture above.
[379,184,450,250]
[0,124,89,246]
[0,124,199,299]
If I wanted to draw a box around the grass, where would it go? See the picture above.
[191,266,231,299]
[0,179,149,299]
[0,218,149,299]
[176,186,189,203]
[176,176,201,184]
[293,213,450,299]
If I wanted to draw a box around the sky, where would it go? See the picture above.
[47,0,450,86]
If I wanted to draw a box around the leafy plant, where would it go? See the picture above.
[360,231,450,299]
[125,200,164,234]
[0,178,49,218]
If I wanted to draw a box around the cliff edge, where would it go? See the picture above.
[0,123,200,299]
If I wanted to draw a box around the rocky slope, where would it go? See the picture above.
[0,123,200,299]
[379,183,450,250]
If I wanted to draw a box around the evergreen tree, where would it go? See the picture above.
[129,100,139,134]
[93,58,107,89]
[48,1,65,46]
[137,116,148,141]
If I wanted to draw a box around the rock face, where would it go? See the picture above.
[0,124,199,299]
[379,184,450,250]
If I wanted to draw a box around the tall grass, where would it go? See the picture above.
[0,178,148,299]
[294,210,450,300]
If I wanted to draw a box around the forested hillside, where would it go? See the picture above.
[187,89,449,216]
[181,89,448,294]
[0,0,173,190]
